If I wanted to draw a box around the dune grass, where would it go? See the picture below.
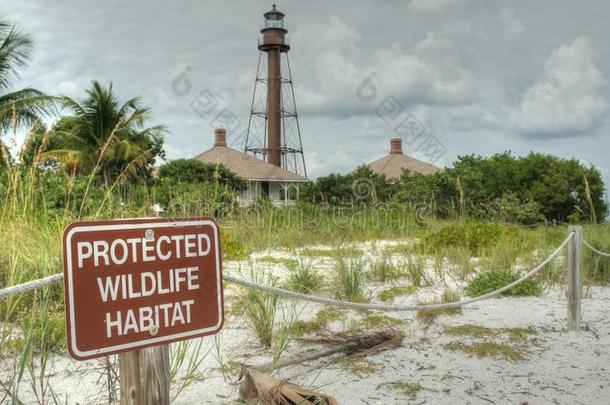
[1,158,609,403]
[331,255,369,303]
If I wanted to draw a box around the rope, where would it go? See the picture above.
[583,239,610,258]
[0,234,573,312]
[0,273,64,300]
[226,233,572,312]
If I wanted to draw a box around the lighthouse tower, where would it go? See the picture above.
[244,5,307,178]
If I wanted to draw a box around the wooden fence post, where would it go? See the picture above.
[119,346,171,405]
[119,351,143,405]
[119,212,170,405]
[140,345,171,404]
[567,225,583,331]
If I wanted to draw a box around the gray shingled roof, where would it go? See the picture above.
[368,153,442,179]
[194,145,307,182]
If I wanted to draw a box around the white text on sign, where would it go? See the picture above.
[75,232,212,338]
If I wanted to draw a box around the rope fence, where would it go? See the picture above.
[0,273,64,300]
[1,227,609,329]
[225,233,572,312]
[0,233,575,311]
[583,239,610,258]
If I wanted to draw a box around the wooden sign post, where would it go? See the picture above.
[62,218,224,403]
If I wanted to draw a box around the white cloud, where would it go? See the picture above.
[408,0,469,13]
[292,19,475,117]
[306,150,352,178]
[510,36,607,138]
[4,0,610,186]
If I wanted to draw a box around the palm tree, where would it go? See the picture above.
[47,80,166,184]
[0,18,56,135]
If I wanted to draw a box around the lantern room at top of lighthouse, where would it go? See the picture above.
[259,4,290,51]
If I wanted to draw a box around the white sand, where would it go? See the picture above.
[2,240,609,404]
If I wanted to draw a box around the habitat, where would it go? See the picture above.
[1,2,610,405]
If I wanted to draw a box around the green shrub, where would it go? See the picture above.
[378,286,417,302]
[487,192,546,225]
[15,307,66,352]
[284,258,324,293]
[156,179,239,217]
[583,231,610,284]
[221,232,248,260]
[157,159,246,189]
[331,256,368,302]
[405,254,426,287]
[240,275,280,347]
[367,254,401,282]
[425,222,511,256]
[465,270,542,297]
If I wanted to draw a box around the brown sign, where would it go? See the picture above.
[62,218,224,360]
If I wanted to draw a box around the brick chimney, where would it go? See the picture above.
[390,137,403,154]
[214,128,227,147]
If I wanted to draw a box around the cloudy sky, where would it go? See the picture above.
[4,0,610,187]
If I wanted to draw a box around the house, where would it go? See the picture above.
[368,138,442,179]
[194,128,308,205]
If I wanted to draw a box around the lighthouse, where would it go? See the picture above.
[244,5,307,178]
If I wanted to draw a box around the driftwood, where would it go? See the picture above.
[298,328,405,357]
[239,368,338,405]
[248,328,405,371]
[239,329,404,404]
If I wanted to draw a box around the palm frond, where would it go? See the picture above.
[40,149,86,164]
[113,138,143,161]
[59,96,88,118]
[0,89,59,133]
[115,148,151,185]
[135,125,168,139]
[123,106,152,129]
[0,20,33,91]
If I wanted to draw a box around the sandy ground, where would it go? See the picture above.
[2,240,609,404]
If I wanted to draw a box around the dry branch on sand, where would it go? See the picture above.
[239,368,338,405]
[298,328,405,357]
[238,329,405,404]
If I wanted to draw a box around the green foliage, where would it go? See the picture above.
[333,356,381,377]
[301,247,363,258]
[443,341,525,362]
[445,324,535,343]
[157,159,246,189]
[487,192,546,225]
[331,256,368,302]
[389,382,423,399]
[352,314,405,330]
[367,254,401,282]
[377,286,417,302]
[240,275,280,347]
[584,230,610,284]
[299,165,394,206]
[395,152,608,223]
[39,81,166,183]
[154,178,239,217]
[0,18,57,133]
[221,232,248,260]
[289,307,346,336]
[425,222,509,256]
[465,270,542,297]
[10,306,66,352]
[405,254,426,287]
[393,170,457,218]
[300,151,610,225]
[283,258,324,294]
